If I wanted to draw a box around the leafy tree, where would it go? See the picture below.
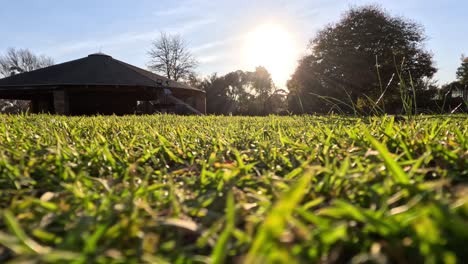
[288,5,436,114]
[200,70,250,115]
[451,55,468,104]
[199,73,235,114]
[147,32,198,82]
[248,67,275,114]
[265,89,288,114]
[199,67,278,115]
[456,55,468,85]
[287,56,334,114]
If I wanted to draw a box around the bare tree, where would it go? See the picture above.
[147,32,198,82]
[0,48,54,77]
[0,48,54,113]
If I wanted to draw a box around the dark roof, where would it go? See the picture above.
[0,53,202,93]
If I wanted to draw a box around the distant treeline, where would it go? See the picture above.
[192,5,467,115]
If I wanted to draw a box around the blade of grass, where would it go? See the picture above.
[364,129,410,184]
[245,168,313,263]
[211,191,235,264]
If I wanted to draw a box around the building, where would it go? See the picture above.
[0,53,205,115]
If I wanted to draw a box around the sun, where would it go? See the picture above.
[243,23,296,88]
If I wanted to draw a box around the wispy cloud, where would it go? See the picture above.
[154,0,213,17]
[165,18,216,35]
[198,54,221,64]
[192,40,227,53]
[154,4,192,17]
[154,6,188,16]
[191,36,242,53]
[41,17,215,60]
[43,30,157,58]
[191,35,245,68]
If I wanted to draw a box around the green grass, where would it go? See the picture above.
[0,114,467,263]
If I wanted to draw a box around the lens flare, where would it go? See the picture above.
[243,23,296,87]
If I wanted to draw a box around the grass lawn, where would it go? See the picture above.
[0,114,467,263]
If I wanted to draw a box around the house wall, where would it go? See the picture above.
[31,96,54,113]
[68,92,138,115]
[170,89,206,114]
[1,86,205,115]
[53,90,69,115]
[195,94,206,114]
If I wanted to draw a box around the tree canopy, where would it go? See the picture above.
[197,67,285,115]
[288,5,436,114]
[456,55,468,85]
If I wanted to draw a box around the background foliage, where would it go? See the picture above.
[287,5,436,114]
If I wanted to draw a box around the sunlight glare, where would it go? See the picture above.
[243,23,296,88]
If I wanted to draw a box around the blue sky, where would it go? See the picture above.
[0,0,466,88]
